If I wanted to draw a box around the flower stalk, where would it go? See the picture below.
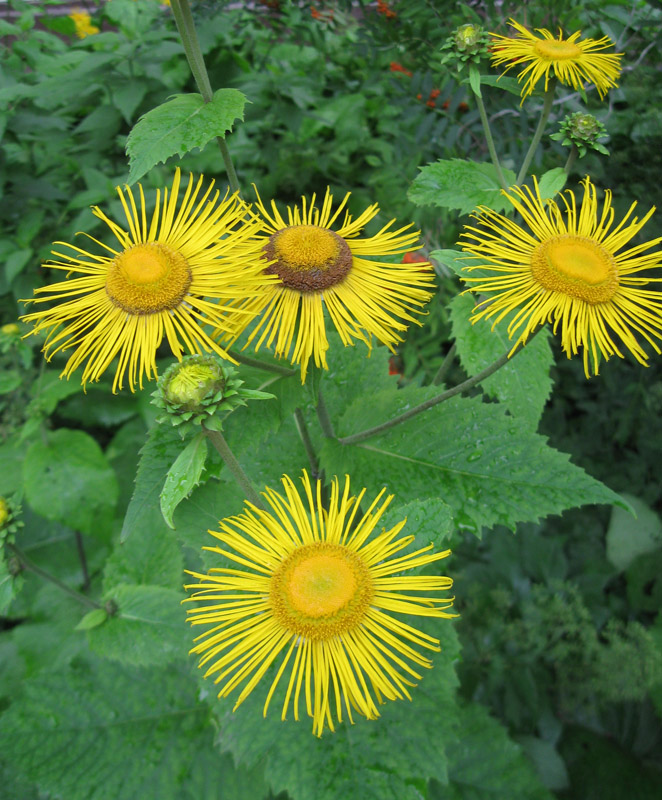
[516,85,556,185]
[201,423,265,509]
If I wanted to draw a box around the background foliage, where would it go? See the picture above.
[1,0,662,798]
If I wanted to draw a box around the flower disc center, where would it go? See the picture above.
[264,225,353,293]
[531,235,619,304]
[534,39,582,60]
[270,542,373,640]
[106,243,192,315]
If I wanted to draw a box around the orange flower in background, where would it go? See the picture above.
[390,61,413,77]
[377,0,396,19]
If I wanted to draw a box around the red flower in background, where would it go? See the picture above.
[390,61,413,77]
[377,0,396,19]
[403,251,427,264]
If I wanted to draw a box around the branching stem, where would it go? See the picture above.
[202,424,265,509]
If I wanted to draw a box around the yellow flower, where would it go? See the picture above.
[460,177,662,377]
[21,170,274,392]
[69,11,100,39]
[490,19,622,101]
[185,471,455,737]
[228,188,434,381]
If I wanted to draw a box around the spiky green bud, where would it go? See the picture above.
[550,112,609,158]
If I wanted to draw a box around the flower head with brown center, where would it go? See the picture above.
[185,471,455,736]
[224,187,435,381]
[21,169,276,392]
[460,176,662,376]
[490,19,622,102]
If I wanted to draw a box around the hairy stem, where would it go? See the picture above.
[516,86,556,185]
[8,543,101,610]
[294,408,320,479]
[316,391,335,439]
[170,0,241,194]
[339,330,540,446]
[474,91,510,190]
[563,144,578,176]
[75,531,90,593]
[202,424,265,509]
[228,349,297,376]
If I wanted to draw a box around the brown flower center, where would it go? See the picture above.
[530,235,619,304]
[105,242,192,315]
[264,225,353,293]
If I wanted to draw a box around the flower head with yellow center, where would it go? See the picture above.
[185,471,455,736]
[460,176,662,377]
[490,19,622,102]
[226,188,434,381]
[69,11,99,39]
[21,169,275,392]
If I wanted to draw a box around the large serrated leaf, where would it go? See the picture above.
[160,433,208,529]
[23,429,118,539]
[88,584,188,666]
[220,624,460,800]
[408,159,516,215]
[321,389,624,536]
[449,293,553,428]
[126,88,247,184]
[0,659,268,800]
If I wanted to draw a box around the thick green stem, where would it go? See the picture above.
[294,408,320,479]
[202,424,265,509]
[8,543,101,610]
[563,144,578,176]
[339,330,540,446]
[433,342,457,386]
[516,86,555,185]
[228,349,297,376]
[316,391,335,439]
[474,92,509,190]
[75,531,90,593]
[170,0,241,195]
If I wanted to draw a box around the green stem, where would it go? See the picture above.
[170,0,241,195]
[8,543,101,610]
[516,86,555,185]
[74,531,90,593]
[563,144,578,176]
[338,330,540,446]
[432,342,457,386]
[294,408,320,479]
[228,349,297,376]
[474,92,509,190]
[202,423,265,509]
[316,391,335,439]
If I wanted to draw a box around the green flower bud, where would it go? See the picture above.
[163,357,225,411]
[455,24,482,50]
[1,323,20,336]
[440,23,490,70]
[0,497,9,529]
[550,112,609,158]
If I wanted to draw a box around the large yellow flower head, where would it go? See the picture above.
[490,19,622,101]
[185,471,455,737]
[228,188,435,381]
[69,11,100,39]
[21,169,274,392]
[460,177,662,377]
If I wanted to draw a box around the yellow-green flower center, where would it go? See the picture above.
[106,242,192,315]
[531,235,619,304]
[264,225,353,293]
[534,39,582,60]
[165,361,223,409]
[270,542,373,640]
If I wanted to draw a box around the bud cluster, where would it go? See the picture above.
[550,112,609,158]
[439,23,490,70]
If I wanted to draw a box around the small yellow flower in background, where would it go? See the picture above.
[21,169,275,392]
[69,11,100,39]
[228,188,434,381]
[460,176,662,377]
[490,19,622,101]
[0,497,9,529]
[185,471,455,737]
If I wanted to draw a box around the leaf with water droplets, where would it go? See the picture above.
[160,432,208,529]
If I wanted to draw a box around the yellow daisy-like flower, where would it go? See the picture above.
[69,11,100,39]
[490,19,622,101]
[185,471,455,737]
[229,188,435,381]
[21,169,274,392]
[460,176,662,377]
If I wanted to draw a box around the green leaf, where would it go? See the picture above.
[75,608,108,631]
[321,388,625,535]
[607,493,662,571]
[408,159,516,215]
[0,554,23,616]
[430,248,493,281]
[0,658,268,800]
[430,704,553,799]
[23,429,118,538]
[160,433,208,529]
[379,497,454,549]
[477,73,525,97]
[536,168,567,201]
[126,89,247,184]
[469,64,482,98]
[221,624,460,800]
[0,370,21,394]
[88,585,188,666]
[449,293,553,428]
